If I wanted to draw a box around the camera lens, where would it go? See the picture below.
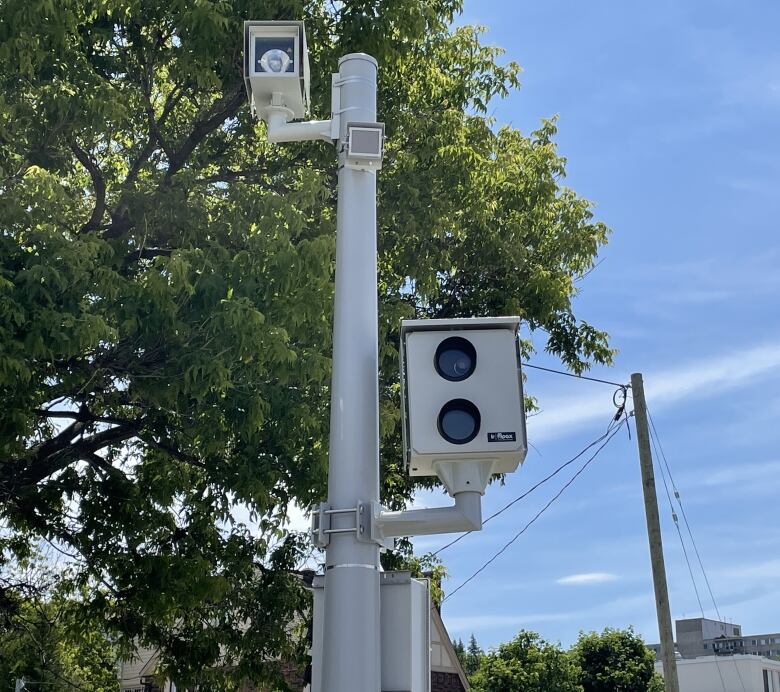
[260,48,291,73]
[434,336,477,381]
[438,399,481,445]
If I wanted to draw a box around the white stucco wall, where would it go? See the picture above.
[657,655,780,692]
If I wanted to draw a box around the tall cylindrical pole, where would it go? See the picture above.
[631,373,680,692]
[322,53,381,692]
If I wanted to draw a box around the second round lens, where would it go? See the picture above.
[437,399,481,444]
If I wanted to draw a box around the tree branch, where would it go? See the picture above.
[33,408,135,426]
[1,420,143,504]
[139,434,207,469]
[165,83,245,180]
[70,142,108,234]
[125,247,174,263]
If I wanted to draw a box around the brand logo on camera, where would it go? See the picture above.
[488,431,516,442]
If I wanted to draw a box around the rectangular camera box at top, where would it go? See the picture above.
[400,317,527,478]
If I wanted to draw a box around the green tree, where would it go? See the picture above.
[453,637,466,667]
[0,0,612,684]
[465,632,484,677]
[0,555,119,691]
[471,630,582,692]
[572,627,661,692]
[649,673,665,692]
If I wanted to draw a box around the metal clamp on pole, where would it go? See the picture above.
[312,503,370,548]
[310,502,331,548]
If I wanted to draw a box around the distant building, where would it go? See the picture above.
[656,654,780,692]
[650,618,780,660]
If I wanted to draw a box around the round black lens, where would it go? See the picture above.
[437,399,481,445]
[434,337,477,381]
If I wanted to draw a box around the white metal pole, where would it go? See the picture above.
[321,53,381,692]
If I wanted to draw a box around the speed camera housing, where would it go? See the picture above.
[244,21,310,120]
[400,317,527,482]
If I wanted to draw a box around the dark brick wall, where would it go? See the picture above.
[431,670,467,692]
[239,661,306,691]
[248,666,467,691]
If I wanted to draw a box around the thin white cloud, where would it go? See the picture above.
[717,559,780,583]
[701,460,780,488]
[645,343,780,405]
[444,592,653,635]
[527,339,780,441]
[557,572,619,586]
[445,611,575,633]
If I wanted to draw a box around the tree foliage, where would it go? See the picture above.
[0,554,119,691]
[0,0,612,683]
[470,630,582,692]
[468,628,662,692]
[453,636,466,665]
[572,628,662,692]
[465,632,484,677]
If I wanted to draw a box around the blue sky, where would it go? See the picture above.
[415,0,780,650]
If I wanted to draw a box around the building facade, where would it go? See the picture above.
[656,654,780,692]
[651,618,780,660]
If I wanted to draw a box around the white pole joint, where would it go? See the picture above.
[373,491,482,539]
[263,103,333,143]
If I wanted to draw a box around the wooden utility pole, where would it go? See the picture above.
[631,372,680,692]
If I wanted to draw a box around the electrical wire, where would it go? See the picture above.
[647,410,725,623]
[647,425,729,692]
[645,411,746,692]
[433,413,623,556]
[441,417,628,603]
[521,361,630,389]
[650,430,706,615]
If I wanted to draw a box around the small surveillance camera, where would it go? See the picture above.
[244,21,310,120]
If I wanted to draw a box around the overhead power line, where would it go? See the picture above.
[441,417,628,603]
[649,428,707,615]
[433,412,624,556]
[521,361,630,389]
[647,409,724,621]
[645,409,745,692]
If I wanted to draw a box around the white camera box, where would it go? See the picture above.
[243,20,310,119]
[400,317,527,479]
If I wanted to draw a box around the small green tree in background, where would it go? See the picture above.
[0,553,119,691]
[572,627,662,692]
[453,637,466,664]
[470,630,582,692]
[465,633,485,677]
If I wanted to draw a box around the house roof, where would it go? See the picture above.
[430,604,470,690]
